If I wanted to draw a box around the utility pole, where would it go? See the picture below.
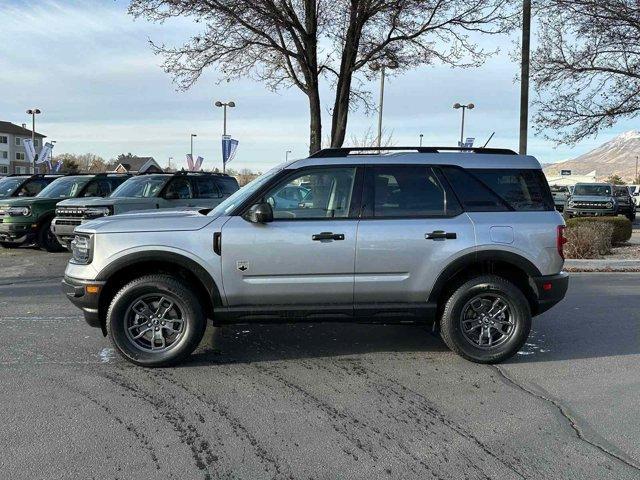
[519,0,532,155]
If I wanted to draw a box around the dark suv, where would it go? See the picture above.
[613,185,636,221]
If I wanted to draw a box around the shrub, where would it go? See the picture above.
[565,216,632,244]
[564,222,614,259]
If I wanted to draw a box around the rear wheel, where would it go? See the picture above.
[440,275,531,364]
[37,218,64,252]
[106,274,206,367]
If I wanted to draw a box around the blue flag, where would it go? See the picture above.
[222,135,239,167]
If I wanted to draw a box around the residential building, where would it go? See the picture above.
[0,121,46,175]
[111,157,162,174]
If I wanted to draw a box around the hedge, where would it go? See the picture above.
[565,217,632,245]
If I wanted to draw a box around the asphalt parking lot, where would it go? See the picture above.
[1,248,639,479]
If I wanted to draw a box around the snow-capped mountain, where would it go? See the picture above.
[544,130,640,182]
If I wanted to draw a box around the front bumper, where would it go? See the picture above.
[565,207,615,217]
[0,220,37,244]
[62,275,106,330]
[531,272,569,315]
[51,217,83,248]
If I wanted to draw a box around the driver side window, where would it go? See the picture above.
[265,167,357,220]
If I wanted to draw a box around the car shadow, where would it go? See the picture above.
[184,322,450,367]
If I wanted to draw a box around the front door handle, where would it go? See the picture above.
[425,230,457,240]
[312,232,345,241]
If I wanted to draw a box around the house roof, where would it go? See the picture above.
[114,157,161,173]
[0,121,46,138]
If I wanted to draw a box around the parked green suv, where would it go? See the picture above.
[0,173,130,251]
[0,174,62,199]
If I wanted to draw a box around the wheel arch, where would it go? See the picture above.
[428,250,542,316]
[95,251,221,335]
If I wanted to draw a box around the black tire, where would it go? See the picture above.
[106,274,206,367]
[627,213,636,222]
[0,241,19,249]
[440,275,531,364]
[37,218,64,252]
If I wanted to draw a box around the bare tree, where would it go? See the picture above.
[129,0,515,154]
[532,0,640,145]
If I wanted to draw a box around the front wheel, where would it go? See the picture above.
[440,275,531,364]
[106,275,207,367]
[37,218,64,252]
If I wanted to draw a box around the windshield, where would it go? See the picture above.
[573,184,611,196]
[0,177,25,198]
[209,168,282,216]
[111,176,169,198]
[37,177,91,199]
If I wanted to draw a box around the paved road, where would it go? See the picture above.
[1,248,639,479]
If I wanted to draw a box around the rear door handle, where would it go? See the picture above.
[425,230,457,240]
[312,232,345,241]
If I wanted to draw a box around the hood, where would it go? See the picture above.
[56,196,155,207]
[77,208,220,234]
[570,195,614,202]
[0,196,57,208]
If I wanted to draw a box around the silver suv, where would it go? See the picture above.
[62,147,569,367]
[52,171,239,248]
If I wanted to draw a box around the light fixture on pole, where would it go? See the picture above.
[453,103,474,146]
[26,108,41,173]
[285,150,292,162]
[190,134,197,159]
[419,133,424,147]
[214,101,236,136]
[371,56,399,149]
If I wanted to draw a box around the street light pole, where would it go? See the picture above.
[285,150,292,162]
[214,101,236,173]
[419,134,424,147]
[377,66,385,149]
[26,108,41,173]
[453,103,475,146]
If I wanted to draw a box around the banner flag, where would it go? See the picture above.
[37,142,53,165]
[186,153,194,170]
[22,139,36,163]
[457,137,475,149]
[222,135,239,167]
[52,161,62,173]
[194,156,204,171]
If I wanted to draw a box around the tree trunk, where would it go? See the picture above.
[308,85,322,154]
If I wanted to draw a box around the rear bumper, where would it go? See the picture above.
[532,272,569,315]
[62,275,105,329]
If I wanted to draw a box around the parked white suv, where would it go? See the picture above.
[63,147,569,367]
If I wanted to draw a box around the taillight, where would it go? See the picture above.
[557,225,568,260]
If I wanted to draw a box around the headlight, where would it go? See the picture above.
[606,202,613,209]
[70,234,93,265]
[84,206,112,218]
[7,206,31,216]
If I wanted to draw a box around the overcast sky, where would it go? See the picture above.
[0,0,636,172]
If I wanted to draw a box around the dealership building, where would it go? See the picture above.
[0,121,46,175]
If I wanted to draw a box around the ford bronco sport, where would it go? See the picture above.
[63,147,569,367]
[53,171,239,249]
[0,173,129,251]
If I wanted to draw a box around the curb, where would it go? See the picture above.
[565,259,640,272]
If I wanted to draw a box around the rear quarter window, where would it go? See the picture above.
[442,167,554,212]
[216,177,239,195]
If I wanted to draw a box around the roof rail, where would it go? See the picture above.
[308,146,517,158]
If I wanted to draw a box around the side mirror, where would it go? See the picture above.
[246,202,273,223]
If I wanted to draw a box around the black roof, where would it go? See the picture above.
[309,146,517,158]
[0,121,46,138]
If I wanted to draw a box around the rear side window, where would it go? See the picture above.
[195,177,221,199]
[368,165,461,218]
[216,177,239,195]
[442,167,554,212]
